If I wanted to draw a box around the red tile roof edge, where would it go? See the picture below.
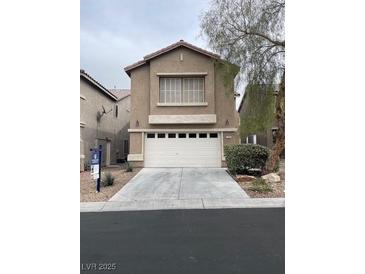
[124,40,222,75]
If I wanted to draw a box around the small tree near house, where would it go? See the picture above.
[201,0,285,173]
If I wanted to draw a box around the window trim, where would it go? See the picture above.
[157,102,208,107]
[156,72,208,76]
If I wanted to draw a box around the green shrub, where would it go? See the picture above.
[224,144,270,175]
[126,162,133,172]
[102,172,115,187]
[249,178,273,193]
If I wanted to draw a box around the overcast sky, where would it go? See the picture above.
[81,0,212,89]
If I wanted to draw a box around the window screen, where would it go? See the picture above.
[159,77,204,104]
[183,78,204,103]
[159,78,181,103]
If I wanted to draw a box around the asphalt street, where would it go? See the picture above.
[81,208,284,274]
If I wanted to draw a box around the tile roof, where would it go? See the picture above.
[108,88,131,101]
[124,40,222,76]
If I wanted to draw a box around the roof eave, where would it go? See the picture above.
[80,72,118,101]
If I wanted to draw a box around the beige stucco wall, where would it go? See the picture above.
[129,132,142,154]
[130,65,150,129]
[127,47,240,166]
[80,78,130,168]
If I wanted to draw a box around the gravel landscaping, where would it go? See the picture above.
[235,159,285,198]
[80,167,141,202]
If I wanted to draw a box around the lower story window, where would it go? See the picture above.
[246,134,257,144]
[123,140,129,154]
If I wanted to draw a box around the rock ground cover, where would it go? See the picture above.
[235,159,285,198]
[80,167,141,202]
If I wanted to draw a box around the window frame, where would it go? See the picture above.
[159,77,205,105]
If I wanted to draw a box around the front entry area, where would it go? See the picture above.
[144,132,221,167]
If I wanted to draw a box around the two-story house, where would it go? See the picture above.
[80,70,130,171]
[124,40,240,168]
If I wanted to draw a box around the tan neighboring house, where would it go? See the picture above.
[124,40,240,168]
[80,70,130,171]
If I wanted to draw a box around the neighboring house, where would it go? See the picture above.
[238,85,279,148]
[80,70,130,171]
[124,40,240,168]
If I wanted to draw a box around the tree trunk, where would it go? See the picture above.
[264,73,285,173]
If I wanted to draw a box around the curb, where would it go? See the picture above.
[80,198,285,213]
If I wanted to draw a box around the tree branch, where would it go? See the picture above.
[244,30,285,47]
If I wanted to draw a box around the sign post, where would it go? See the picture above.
[90,145,102,192]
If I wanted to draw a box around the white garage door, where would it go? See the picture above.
[144,132,221,167]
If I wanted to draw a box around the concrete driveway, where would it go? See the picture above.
[109,168,249,203]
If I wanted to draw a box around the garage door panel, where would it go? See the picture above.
[144,133,221,167]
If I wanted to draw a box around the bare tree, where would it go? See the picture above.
[201,0,285,172]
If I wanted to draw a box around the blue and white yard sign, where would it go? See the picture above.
[90,149,100,180]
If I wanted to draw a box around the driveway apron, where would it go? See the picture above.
[109,168,248,202]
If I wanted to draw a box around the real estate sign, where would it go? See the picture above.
[90,146,102,192]
[90,149,100,180]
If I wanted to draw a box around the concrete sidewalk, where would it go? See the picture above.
[80,198,285,212]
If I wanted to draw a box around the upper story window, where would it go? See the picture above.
[159,77,204,104]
